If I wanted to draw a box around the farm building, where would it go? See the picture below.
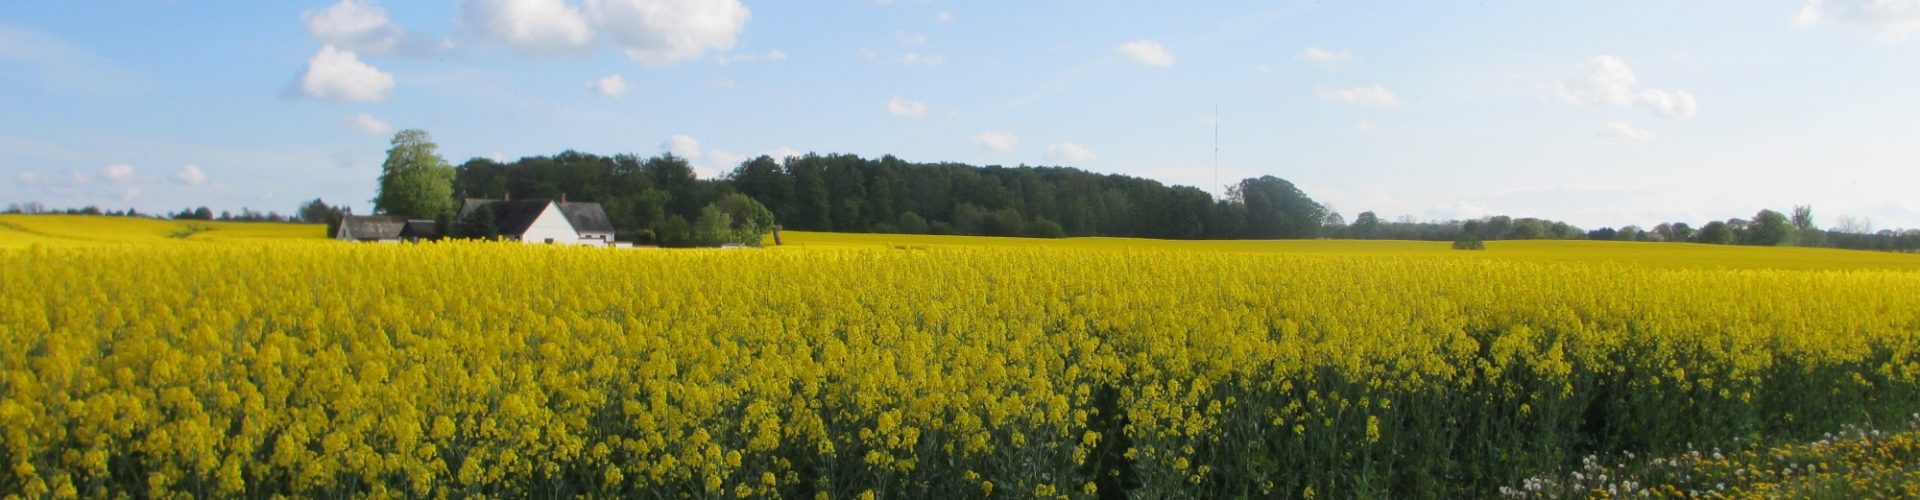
[334,215,438,243]
[458,197,617,246]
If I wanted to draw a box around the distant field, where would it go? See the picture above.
[0,214,324,247]
[3,215,1915,272]
[770,229,1920,271]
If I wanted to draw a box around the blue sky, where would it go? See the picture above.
[2,0,1917,229]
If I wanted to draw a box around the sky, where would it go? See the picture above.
[2,0,1918,230]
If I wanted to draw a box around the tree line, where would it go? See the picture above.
[9,128,1918,253]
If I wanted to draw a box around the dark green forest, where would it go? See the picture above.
[450,150,1337,242]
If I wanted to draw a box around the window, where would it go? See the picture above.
[544,238,554,244]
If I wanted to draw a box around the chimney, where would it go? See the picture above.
[503,191,510,202]
[560,192,567,203]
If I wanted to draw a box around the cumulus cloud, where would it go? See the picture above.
[1298,46,1352,64]
[1796,0,1920,37]
[971,131,1019,152]
[460,0,749,64]
[1116,39,1174,67]
[175,165,208,186]
[460,0,596,57]
[765,146,802,161]
[102,164,135,184]
[586,0,750,65]
[302,0,402,53]
[1599,121,1655,141]
[1554,55,1639,106]
[351,113,395,135]
[587,74,628,97]
[1555,55,1696,118]
[886,97,928,119]
[295,46,395,102]
[661,134,702,160]
[1045,143,1096,163]
[1317,85,1401,108]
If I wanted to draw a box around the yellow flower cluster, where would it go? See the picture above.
[2,240,1919,497]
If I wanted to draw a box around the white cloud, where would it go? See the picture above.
[1797,0,1920,38]
[935,11,953,23]
[1298,46,1352,64]
[302,0,402,53]
[1317,85,1401,108]
[971,131,1019,152]
[351,113,395,135]
[1637,89,1698,118]
[175,165,208,186]
[707,149,747,171]
[1554,55,1639,106]
[586,0,750,65]
[1599,121,1655,141]
[102,164,135,184]
[1045,142,1096,163]
[662,134,702,160]
[1116,39,1174,67]
[460,0,596,57]
[295,45,395,102]
[1555,55,1697,118]
[886,97,928,119]
[765,146,802,161]
[587,73,628,97]
[716,49,785,65]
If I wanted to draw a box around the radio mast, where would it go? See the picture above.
[1213,105,1220,199]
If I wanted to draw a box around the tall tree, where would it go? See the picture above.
[374,129,456,219]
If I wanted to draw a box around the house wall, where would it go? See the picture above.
[517,203,606,246]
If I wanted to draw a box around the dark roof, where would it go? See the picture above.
[556,202,614,234]
[337,215,409,240]
[400,220,440,239]
[458,198,614,237]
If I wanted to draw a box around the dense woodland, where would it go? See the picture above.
[8,149,1920,252]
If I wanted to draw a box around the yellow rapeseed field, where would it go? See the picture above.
[3,216,1920,497]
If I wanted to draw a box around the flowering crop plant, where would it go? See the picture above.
[4,234,1920,497]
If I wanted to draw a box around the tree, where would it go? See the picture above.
[455,205,499,239]
[1748,209,1795,246]
[1231,176,1326,238]
[1351,211,1381,239]
[712,193,776,246]
[297,198,347,225]
[1453,221,1485,250]
[897,212,929,234]
[1697,220,1735,244]
[691,204,733,247]
[374,129,456,219]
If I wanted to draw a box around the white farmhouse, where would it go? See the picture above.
[458,197,617,246]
